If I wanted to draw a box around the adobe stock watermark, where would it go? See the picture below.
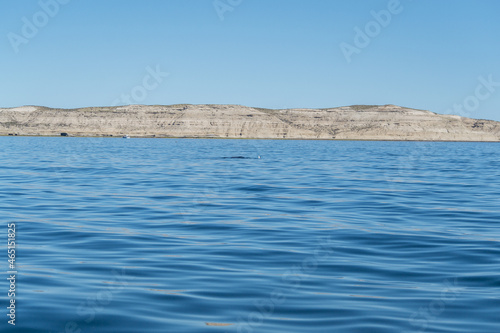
[213,0,243,21]
[236,236,335,333]
[408,278,462,333]
[340,0,411,63]
[445,75,500,118]
[51,268,135,333]
[180,144,262,221]
[112,65,169,106]
[7,0,71,54]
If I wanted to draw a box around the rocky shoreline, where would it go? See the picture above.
[1,104,499,141]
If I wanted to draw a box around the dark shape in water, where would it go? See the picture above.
[222,156,261,159]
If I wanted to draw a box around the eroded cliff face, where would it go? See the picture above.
[1,104,499,141]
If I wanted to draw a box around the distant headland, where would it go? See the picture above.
[1,104,499,141]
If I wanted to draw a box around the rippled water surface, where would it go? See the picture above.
[1,137,499,333]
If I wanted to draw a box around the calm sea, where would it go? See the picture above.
[1,137,499,333]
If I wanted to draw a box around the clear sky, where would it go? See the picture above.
[1,0,500,120]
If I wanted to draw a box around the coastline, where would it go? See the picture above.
[1,104,499,142]
[2,135,499,143]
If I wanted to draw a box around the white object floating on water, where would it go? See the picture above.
[123,135,130,139]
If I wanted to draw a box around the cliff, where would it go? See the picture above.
[1,104,499,141]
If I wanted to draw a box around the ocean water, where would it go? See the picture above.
[1,137,499,333]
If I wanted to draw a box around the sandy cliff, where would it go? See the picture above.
[1,104,499,141]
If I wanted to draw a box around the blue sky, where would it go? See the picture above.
[1,0,499,120]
